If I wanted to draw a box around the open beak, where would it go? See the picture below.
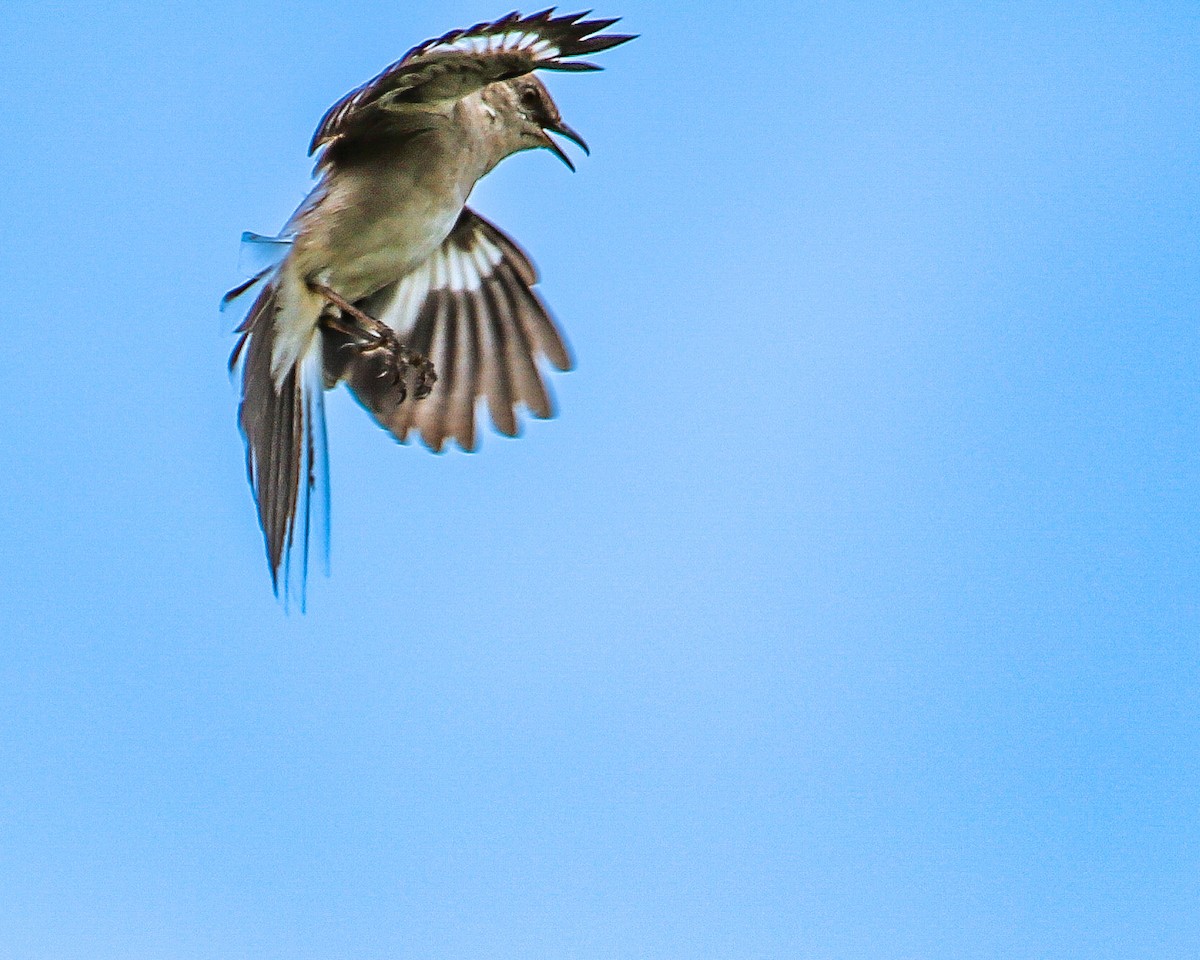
[540,121,590,172]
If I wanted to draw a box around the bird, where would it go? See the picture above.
[224,9,635,605]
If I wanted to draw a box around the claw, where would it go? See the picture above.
[411,355,437,400]
[311,282,436,402]
[362,334,436,400]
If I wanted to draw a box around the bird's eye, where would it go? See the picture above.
[521,89,541,111]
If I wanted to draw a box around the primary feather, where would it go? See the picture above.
[309,9,634,155]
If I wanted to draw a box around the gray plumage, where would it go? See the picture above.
[227,10,634,603]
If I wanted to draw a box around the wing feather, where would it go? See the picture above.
[497,258,573,372]
[447,294,479,451]
[310,10,635,156]
[478,281,518,438]
[330,208,572,452]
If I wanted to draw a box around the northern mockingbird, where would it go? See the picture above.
[225,9,634,603]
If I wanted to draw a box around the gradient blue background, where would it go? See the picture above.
[1,3,1197,957]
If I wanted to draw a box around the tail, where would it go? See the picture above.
[231,273,329,609]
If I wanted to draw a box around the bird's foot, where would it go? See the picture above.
[312,281,436,402]
[358,332,437,400]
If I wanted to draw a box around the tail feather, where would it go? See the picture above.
[235,281,329,608]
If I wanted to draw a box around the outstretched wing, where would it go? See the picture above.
[310,8,635,157]
[323,208,573,453]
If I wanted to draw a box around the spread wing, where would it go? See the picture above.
[322,208,573,453]
[309,8,635,157]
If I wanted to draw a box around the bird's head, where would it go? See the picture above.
[494,75,589,171]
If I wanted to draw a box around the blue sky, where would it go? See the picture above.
[0,2,1197,958]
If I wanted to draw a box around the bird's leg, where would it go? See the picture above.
[310,282,436,400]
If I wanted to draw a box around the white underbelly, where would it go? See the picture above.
[331,205,460,299]
[301,168,468,303]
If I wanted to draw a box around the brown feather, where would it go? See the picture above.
[335,208,571,450]
[235,283,326,603]
[309,10,636,157]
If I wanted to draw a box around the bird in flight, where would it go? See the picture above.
[224,9,635,605]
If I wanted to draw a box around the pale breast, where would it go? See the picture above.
[292,129,483,303]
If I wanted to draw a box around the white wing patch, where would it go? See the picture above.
[377,234,506,333]
[308,12,633,157]
[429,30,561,60]
[333,209,573,453]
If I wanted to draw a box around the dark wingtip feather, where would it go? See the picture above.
[543,61,604,72]
[576,33,638,53]
[339,210,574,456]
[222,271,266,308]
[311,11,636,153]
